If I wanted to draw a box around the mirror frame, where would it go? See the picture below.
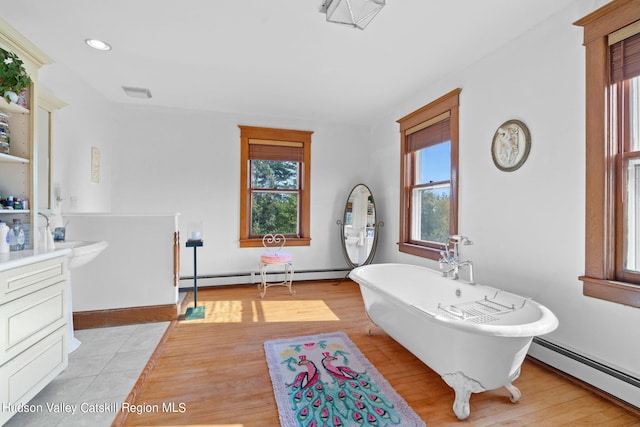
[37,88,67,212]
[336,183,384,268]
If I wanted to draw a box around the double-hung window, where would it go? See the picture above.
[576,0,640,307]
[611,31,640,284]
[397,89,460,260]
[239,126,312,247]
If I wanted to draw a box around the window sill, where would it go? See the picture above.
[240,237,311,248]
[398,242,441,260]
[580,276,640,308]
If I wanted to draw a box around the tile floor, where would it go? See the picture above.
[5,321,170,427]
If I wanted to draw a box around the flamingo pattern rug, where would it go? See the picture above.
[264,332,425,427]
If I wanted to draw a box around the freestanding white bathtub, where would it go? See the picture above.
[349,263,558,420]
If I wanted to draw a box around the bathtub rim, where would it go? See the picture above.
[350,263,559,338]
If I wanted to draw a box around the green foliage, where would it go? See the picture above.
[252,192,298,235]
[0,48,32,102]
[419,190,450,243]
[251,160,299,235]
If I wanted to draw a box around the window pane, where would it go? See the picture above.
[415,141,451,184]
[411,184,450,244]
[627,77,640,273]
[626,157,640,273]
[251,160,299,189]
[251,191,299,235]
[632,77,640,152]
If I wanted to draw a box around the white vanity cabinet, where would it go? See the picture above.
[0,253,68,425]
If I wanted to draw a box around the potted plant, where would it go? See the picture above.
[0,48,32,105]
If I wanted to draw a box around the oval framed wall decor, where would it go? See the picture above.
[491,119,531,172]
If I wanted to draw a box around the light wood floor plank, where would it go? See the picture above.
[118,280,640,426]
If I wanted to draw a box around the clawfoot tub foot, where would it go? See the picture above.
[442,372,485,420]
[505,382,521,403]
[364,312,378,336]
[366,322,377,336]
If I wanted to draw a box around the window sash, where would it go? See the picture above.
[409,138,452,247]
[616,77,640,284]
[409,182,451,245]
[624,156,640,273]
[250,160,300,190]
[249,159,301,237]
[250,189,300,237]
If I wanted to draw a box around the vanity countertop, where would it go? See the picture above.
[0,248,71,272]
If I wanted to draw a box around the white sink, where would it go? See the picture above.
[55,240,108,269]
[53,239,109,353]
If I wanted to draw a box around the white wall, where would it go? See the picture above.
[64,213,178,311]
[39,63,114,213]
[109,105,371,278]
[370,0,640,387]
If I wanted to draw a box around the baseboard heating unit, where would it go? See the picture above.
[178,268,351,290]
[529,337,640,411]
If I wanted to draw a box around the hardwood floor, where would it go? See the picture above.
[118,280,640,426]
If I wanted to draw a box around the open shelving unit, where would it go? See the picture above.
[0,21,53,248]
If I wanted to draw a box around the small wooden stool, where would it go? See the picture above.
[259,234,294,298]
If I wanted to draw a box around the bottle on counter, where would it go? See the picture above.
[10,219,25,251]
[0,222,9,253]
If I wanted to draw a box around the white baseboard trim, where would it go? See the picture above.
[529,338,640,410]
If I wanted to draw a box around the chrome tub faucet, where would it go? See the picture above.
[439,235,474,283]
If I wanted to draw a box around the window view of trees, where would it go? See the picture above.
[410,141,451,245]
[414,187,450,244]
[250,160,300,235]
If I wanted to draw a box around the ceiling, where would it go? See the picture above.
[0,0,577,124]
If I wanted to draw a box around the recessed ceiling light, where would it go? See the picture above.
[122,86,152,99]
[85,38,112,51]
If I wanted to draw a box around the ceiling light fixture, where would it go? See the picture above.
[85,38,112,51]
[319,0,385,30]
[122,86,152,99]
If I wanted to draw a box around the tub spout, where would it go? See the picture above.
[458,260,474,284]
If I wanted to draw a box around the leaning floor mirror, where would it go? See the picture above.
[336,184,384,268]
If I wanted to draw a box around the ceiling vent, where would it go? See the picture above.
[122,86,152,99]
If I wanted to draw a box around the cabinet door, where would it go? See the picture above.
[0,327,67,426]
[0,256,67,304]
[0,280,67,365]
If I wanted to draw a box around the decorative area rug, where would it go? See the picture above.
[264,332,425,427]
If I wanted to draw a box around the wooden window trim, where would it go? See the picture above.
[397,89,461,260]
[239,125,312,248]
[575,0,640,307]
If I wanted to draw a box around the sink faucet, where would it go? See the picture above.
[439,235,474,283]
[38,212,50,228]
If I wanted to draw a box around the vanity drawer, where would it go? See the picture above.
[0,256,68,304]
[0,281,67,365]
[0,327,67,426]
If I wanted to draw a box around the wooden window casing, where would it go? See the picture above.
[397,89,461,260]
[575,0,640,307]
[239,125,312,248]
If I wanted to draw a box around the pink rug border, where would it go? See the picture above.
[264,331,426,426]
